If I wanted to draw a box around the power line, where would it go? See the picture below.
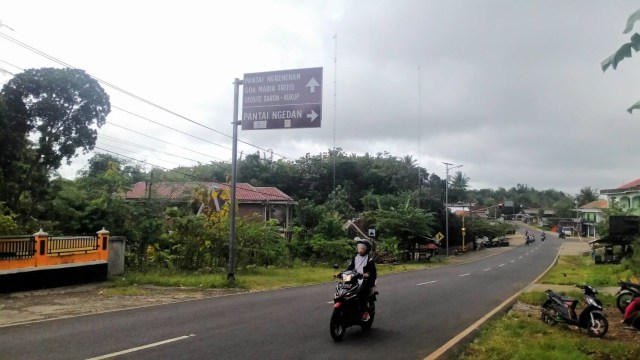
[96,143,192,168]
[112,105,231,151]
[98,135,206,164]
[0,56,233,163]
[0,32,291,160]
[103,122,227,162]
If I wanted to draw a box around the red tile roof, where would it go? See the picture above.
[126,182,293,202]
[580,199,608,210]
[618,178,640,190]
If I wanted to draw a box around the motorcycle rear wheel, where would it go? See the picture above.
[616,292,635,314]
[330,309,346,341]
[587,312,608,338]
[541,305,558,325]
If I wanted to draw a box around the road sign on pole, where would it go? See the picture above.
[241,67,323,130]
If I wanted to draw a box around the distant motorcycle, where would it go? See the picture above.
[329,269,378,341]
[540,284,608,338]
[615,280,640,314]
[525,235,535,246]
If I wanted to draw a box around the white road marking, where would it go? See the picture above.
[326,301,334,304]
[483,268,491,271]
[87,334,195,360]
[499,264,505,267]
[518,256,523,259]
[459,273,471,277]
[510,260,515,263]
[417,280,438,286]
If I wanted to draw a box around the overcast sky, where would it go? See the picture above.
[2,0,640,195]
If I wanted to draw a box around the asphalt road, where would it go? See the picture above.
[0,231,563,360]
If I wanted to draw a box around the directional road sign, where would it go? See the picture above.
[435,232,445,241]
[242,67,323,130]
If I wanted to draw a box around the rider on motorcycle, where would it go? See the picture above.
[344,238,377,321]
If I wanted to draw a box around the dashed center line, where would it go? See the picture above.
[417,280,438,286]
[483,268,491,271]
[499,264,505,267]
[510,260,515,263]
[87,334,195,360]
[518,256,523,259]
[459,273,471,277]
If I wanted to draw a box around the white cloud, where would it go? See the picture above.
[2,0,640,195]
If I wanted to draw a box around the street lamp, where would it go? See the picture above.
[443,162,463,256]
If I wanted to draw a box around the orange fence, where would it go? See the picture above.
[0,228,109,272]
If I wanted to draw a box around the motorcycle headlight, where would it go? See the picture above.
[342,274,353,282]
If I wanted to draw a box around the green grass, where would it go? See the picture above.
[107,261,438,292]
[460,311,640,360]
[540,255,630,286]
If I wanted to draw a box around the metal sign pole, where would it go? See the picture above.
[228,78,242,281]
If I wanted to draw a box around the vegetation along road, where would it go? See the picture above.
[0,230,561,359]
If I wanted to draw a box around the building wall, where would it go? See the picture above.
[239,204,265,220]
[608,191,640,210]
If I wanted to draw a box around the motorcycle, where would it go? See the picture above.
[540,284,608,337]
[329,269,378,341]
[541,233,546,242]
[525,235,535,246]
[615,280,640,314]
[559,232,566,239]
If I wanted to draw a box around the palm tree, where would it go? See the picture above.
[576,186,599,207]
[450,171,470,190]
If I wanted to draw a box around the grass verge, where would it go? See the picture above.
[461,310,640,360]
[539,254,632,286]
[107,261,439,291]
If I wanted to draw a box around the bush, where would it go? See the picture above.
[309,235,353,264]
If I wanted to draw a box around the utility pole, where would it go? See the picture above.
[443,162,463,256]
[228,78,242,281]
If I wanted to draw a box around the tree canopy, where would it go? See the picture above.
[0,67,110,219]
[601,8,640,113]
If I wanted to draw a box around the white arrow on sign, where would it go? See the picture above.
[306,77,320,93]
[307,109,318,122]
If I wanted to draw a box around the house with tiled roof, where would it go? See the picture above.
[126,182,296,228]
[600,178,640,210]
[574,199,608,237]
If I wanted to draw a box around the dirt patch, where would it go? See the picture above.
[0,284,247,327]
[511,301,640,342]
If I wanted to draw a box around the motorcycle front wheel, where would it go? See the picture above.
[616,292,635,314]
[330,308,346,341]
[360,311,375,331]
[587,312,608,338]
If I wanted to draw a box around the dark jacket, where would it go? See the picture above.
[346,254,377,282]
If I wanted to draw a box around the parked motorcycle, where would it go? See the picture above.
[540,284,608,337]
[330,269,378,341]
[616,280,640,314]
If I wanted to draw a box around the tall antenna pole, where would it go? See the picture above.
[333,33,337,191]
[417,66,422,208]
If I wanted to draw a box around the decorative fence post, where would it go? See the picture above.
[33,228,48,267]
[97,227,110,261]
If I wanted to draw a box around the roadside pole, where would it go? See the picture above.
[228,78,242,281]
